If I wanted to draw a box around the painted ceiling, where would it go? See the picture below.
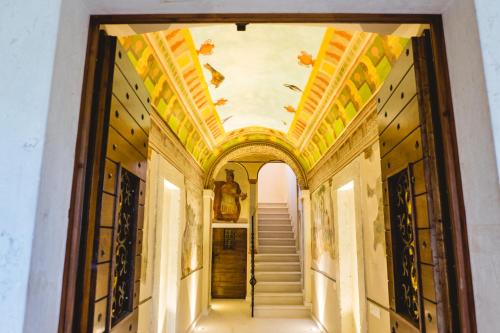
[190,24,325,132]
[117,24,409,172]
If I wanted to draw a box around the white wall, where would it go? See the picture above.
[177,270,203,333]
[140,150,204,333]
[1,0,499,332]
[474,0,500,178]
[443,1,500,331]
[0,0,90,331]
[337,181,360,333]
[310,142,387,333]
[258,163,299,234]
[258,163,289,203]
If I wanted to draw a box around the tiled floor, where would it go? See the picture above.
[193,299,323,333]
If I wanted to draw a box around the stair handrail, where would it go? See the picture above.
[250,208,257,317]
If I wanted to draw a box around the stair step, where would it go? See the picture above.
[254,305,311,318]
[257,207,288,214]
[259,245,296,254]
[259,219,291,224]
[255,262,300,272]
[255,281,302,293]
[259,238,295,246]
[259,231,294,239]
[259,225,292,232]
[259,213,290,219]
[258,203,287,208]
[256,271,301,282]
[255,254,299,262]
[255,292,304,305]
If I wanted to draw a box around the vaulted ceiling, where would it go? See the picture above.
[117,24,413,171]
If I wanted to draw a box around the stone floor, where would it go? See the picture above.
[193,299,323,333]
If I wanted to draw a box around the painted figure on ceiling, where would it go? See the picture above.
[213,169,247,222]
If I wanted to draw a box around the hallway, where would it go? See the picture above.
[195,300,322,333]
[8,13,482,333]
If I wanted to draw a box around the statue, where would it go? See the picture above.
[213,169,247,222]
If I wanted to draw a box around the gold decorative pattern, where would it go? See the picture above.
[389,167,420,325]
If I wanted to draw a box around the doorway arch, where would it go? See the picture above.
[204,142,308,190]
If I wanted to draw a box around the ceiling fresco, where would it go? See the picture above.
[117,24,409,172]
[189,24,325,132]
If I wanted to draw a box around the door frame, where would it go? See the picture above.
[146,149,186,333]
[60,13,475,333]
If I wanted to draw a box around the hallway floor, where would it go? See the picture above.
[194,299,323,333]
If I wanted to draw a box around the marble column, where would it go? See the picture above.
[301,190,312,305]
[202,189,214,314]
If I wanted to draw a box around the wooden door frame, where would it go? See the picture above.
[60,13,475,333]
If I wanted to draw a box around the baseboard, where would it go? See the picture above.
[311,312,329,333]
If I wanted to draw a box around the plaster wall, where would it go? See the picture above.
[312,272,339,333]
[258,162,299,243]
[0,0,90,331]
[310,143,385,333]
[1,0,500,332]
[177,270,203,333]
[258,163,289,203]
[139,146,204,333]
[443,1,500,331]
[473,0,500,178]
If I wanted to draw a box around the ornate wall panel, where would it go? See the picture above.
[182,181,204,279]
[60,33,150,332]
[112,169,140,325]
[377,36,444,333]
[387,167,419,326]
[311,181,336,278]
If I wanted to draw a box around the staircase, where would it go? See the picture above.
[253,203,309,318]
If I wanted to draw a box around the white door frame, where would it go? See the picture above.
[144,150,186,333]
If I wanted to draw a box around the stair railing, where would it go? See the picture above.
[250,209,257,317]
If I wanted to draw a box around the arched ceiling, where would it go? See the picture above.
[116,23,415,172]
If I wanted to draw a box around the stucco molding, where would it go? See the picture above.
[146,32,217,148]
[295,32,374,151]
[307,97,378,191]
[149,111,205,189]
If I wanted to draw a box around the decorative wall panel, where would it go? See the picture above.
[88,39,150,333]
[112,169,140,324]
[388,167,419,326]
[377,35,447,332]
[311,181,336,279]
[181,182,203,279]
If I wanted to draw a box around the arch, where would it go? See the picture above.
[204,142,308,189]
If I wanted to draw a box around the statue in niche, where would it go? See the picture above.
[213,169,247,222]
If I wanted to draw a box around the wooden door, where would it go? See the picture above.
[72,31,151,333]
[211,228,247,298]
[378,31,457,333]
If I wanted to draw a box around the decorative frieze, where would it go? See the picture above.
[307,98,378,191]
[149,111,205,189]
